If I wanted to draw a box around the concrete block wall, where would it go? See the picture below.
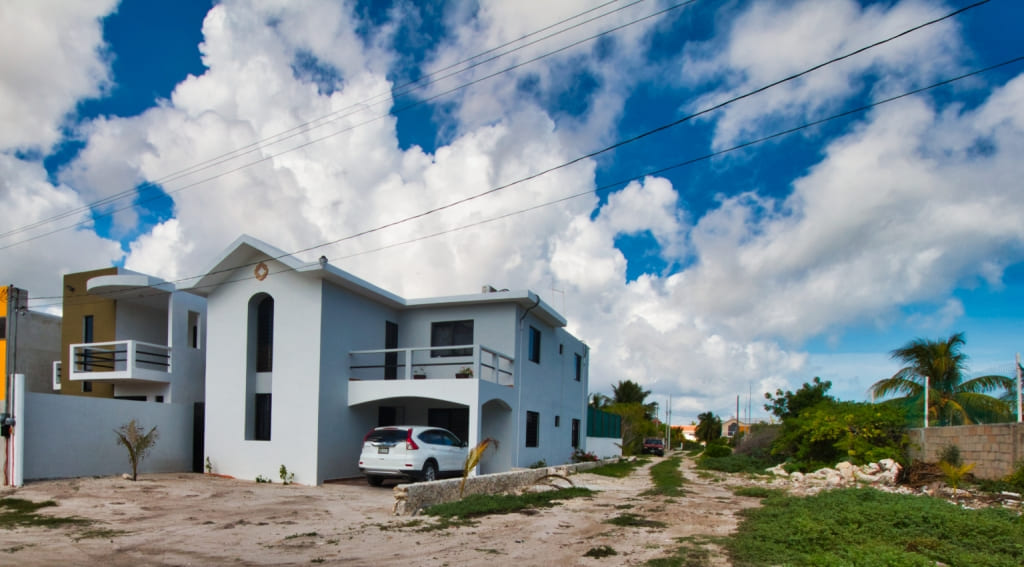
[907,423,1023,480]
[393,459,610,515]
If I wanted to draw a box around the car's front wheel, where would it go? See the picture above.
[421,461,438,482]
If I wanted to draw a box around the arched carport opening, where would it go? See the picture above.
[479,398,513,474]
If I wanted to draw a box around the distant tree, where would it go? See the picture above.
[611,380,657,420]
[114,419,159,481]
[695,412,722,444]
[869,333,1013,425]
[606,402,658,455]
[589,392,612,409]
[764,377,834,421]
[771,400,907,471]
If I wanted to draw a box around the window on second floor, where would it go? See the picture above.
[528,326,541,364]
[574,353,583,381]
[431,320,473,357]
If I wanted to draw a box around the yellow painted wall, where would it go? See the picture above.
[60,268,118,398]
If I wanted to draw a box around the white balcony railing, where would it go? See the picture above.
[349,344,515,386]
[69,340,172,383]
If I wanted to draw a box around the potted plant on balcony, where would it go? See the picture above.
[456,366,473,379]
[413,366,427,379]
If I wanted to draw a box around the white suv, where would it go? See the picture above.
[358,426,468,486]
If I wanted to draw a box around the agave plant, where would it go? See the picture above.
[460,437,498,497]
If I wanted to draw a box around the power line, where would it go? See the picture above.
[27,54,1023,311]
[0,0,985,255]
[0,0,655,244]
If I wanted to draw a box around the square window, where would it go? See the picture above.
[431,320,473,357]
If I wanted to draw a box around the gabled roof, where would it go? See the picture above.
[184,234,568,327]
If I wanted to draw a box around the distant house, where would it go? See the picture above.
[189,235,590,485]
[721,418,751,438]
[1,285,61,397]
[55,268,207,404]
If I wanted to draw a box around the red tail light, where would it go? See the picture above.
[405,428,419,450]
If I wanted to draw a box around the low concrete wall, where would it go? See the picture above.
[586,436,622,459]
[393,459,611,515]
[22,392,195,480]
[907,423,1023,480]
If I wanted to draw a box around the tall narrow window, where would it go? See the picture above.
[247,293,274,441]
[525,410,539,447]
[384,321,398,379]
[82,314,95,371]
[256,296,274,372]
[188,311,201,349]
[571,418,581,449]
[528,326,541,364]
[254,393,272,441]
[574,354,582,382]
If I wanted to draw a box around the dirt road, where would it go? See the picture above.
[1,455,762,565]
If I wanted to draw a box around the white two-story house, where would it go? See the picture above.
[190,235,590,485]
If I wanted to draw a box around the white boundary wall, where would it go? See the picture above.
[586,436,622,459]
[22,392,194,480]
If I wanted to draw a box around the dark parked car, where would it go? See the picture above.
[642,437,665,456]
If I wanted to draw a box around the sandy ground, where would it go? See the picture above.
[0,455,762,566]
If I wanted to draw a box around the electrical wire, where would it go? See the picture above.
[0,0,985,254]
[0,0,654,243]
[26,53,1024,311]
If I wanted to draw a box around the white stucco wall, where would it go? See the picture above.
[14,310,61,393]
[316,280,403,482]
[512,312,589,468]
[167,290,207,404]
[204,259,323,485]
[23,393,193,480]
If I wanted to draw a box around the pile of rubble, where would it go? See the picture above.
[759,459,1022,512]
[765,459,902,492]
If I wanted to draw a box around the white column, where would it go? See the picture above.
[12,373,24,487]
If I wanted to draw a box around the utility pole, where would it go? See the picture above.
[1016,353,1021,423]
[924,376,929,428]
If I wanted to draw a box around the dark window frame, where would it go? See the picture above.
[574,353,582,381]
[430,320,473,358]
[571,418,581,449]
[525,410,539,447]
[528,326,541,364]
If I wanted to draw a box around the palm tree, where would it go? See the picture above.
[870,332,1013,425]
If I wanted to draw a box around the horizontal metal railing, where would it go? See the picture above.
[349,344,515,386]
[69,340,171,381]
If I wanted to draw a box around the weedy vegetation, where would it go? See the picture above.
[726,488,1024,566]
[423,487,593,523]
[0,498,89,529]
[645,457,686,497]
[589,458,646,478]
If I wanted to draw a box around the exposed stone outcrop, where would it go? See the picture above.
[765,459,901,492]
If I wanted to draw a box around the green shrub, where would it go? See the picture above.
[697,453,780,475]
[771,400,907,472]
[938,444,962,467]
[702,443,732,458]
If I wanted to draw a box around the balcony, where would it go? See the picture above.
[348,344,514,386]
[68,340,172,383]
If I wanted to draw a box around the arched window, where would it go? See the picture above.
[255,295,274,372]
[247,293,274,441]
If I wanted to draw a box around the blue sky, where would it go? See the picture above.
[1,0,1022,424]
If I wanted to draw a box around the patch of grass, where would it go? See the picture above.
[584,545,618,558]
[72,528,128,542]
[726,487,1024,566]
[645,457,686,497]
[648,536,722,567]
[589,458,646,478]
[732,486,783,499]
[415,516,477,532]
[423,487,592,520]
[605,513,667,529]
[474,548,502,555]
[0,498,89,529]
[284,531,319,540]
[696,453,778,475]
